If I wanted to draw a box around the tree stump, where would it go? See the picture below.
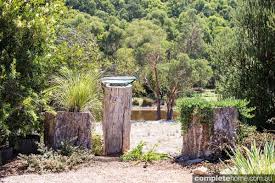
[103,84,132,155]
[182,107,238,159]
[44,112,92,149]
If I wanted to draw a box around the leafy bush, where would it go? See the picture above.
[121,142,168,163]
[46,69,102,116]
[242,132,275,150]
[0,121,9,147]
[19,143,94,173]
[223,141,275,174]
[237,123,257,143]
[91,133,103,156]
[132,98,140,106]
[141,98,154,107]
[176,97,255,132]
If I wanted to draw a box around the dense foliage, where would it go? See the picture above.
[176,97,255,132]
[210,0,275,129]
[0,0,65,137]
[0,0,274,146]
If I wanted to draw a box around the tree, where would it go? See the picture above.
[212,0,275,129]
[115,48,137,75]
[142,43,167,120]
[157,54,212,120]
[176,9,205,59]
[122,20,168,119]
[53,10,104,71]
[0,0,65,136]
[66,0,96,15]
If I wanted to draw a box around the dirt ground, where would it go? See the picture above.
[94,120,183,155]
[1,157,192,183]
[1,121,191,183]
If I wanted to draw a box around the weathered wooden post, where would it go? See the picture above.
[182,107,238,160]
[101,76,136,155]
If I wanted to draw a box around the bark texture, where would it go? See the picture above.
[182,107,238,159]
[44,112,92,149]
[103,84,132,155]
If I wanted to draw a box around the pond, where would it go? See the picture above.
[131,107,179,121]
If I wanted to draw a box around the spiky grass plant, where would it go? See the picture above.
[223,140,275,174]
[47,70,101,115]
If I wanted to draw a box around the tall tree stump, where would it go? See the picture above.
[182,107,238,159]
[103,84,132,155]
[44,112,92,149]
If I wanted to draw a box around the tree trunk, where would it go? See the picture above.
[153,64,161,120]
[166,103,173,120]
[166,95,175,120]
[102,84,132,156]
[182,107,238,160]
[44,112,92,149]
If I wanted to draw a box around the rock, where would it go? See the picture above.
[182,107,238,159]
[192,166,209,175]
[186,158,204,165]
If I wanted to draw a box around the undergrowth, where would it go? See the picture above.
[19,143,94,173]
[121,142,168,163]
[176,97,255,133]
[223,140,275,175]
[91,133,103,156]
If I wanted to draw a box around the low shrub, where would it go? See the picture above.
[222,141,275,174]
[0,122,9,147]
[141,98,154,107]
[176,97,255,133]
[121,142,168,163]
[237,123,257,142]
[91,133,103,156]
[132,98,140,106]
[19,143,93,173]
[242,132,275,150]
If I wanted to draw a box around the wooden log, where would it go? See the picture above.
[44,111,92,149]
[182,107,238,159]
[103,84,132,155]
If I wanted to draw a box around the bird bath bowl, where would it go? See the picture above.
[101,76,136,86]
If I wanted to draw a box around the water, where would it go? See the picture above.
[131,108,179,121]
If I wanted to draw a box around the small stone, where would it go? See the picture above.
[186,158,204,165]
[192,166,209,175]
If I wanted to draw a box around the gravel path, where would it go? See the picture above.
[2,158,192,183]
[94,120,183,155]
[2,121,188,183]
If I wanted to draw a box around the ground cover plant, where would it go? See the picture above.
[19,143,94,174]
[176,97,255,133]
[223,140,275,175]
[121,142,168,163]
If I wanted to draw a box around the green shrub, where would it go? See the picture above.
[237,123,257,143]
[132,98,140,106]
[176,97,255,133]
[46,69,102,116]
[0,121,9,147]
[242,132,275,150]
[91,133,103,156]
[141,98,154,107]
[223,141,275,174]
[19,143,94,173]
[58,138,79,156]
[121,142,168,163]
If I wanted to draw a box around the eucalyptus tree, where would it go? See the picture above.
[122,20,168,119]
